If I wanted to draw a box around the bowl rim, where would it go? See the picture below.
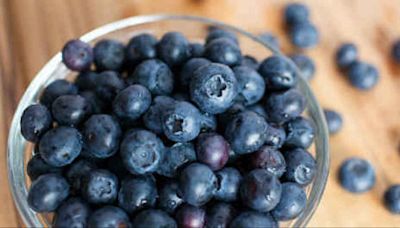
[7,14,329,227]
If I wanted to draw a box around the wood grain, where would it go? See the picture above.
[1,0,400,227]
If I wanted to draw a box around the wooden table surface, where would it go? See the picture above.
[1,0,400,227]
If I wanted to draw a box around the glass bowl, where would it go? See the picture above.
[7,14,329,227]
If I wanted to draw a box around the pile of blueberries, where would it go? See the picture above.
[20,14,319,228]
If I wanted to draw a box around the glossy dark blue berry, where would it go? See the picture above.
[199,112,217,133]
[384,185,400,214]
[284,2,310,26]
[81,169,118,204]
[249,146,286,178]
[290,22,319,49]
[113,84,152,122]
[20,104,52,142]
[180,58,211,88]
[206,28,238,45]
[240,55,259,69]
[338,157,376,193]
[53,197,91,228]
[290,53,316,81]
[271,182,307,221]
[336,43,358,69]
[217,102,245,130]
[27,154,62,181]
[118,175,157,214]
[230,211,278,228]
[247,104,268,119]
[179,163,217,206]
[225,111,268,154]
[233,66,265,106]
[259,32,280,50]
[94,71,125,103]
[143,96,176,134]
[129,59,174,95]
[125,33,157,65]
[196,133,230,171]
[240,169,282,212]
[39,126,82,167]
[324,109,343,135]
[65,159,97,191]
[88,206,131,228]
[75,71,98,91]
[157,32,191,66]
[120,129,164,174]
[284,116,315,149]
[284,148,316,186]
[51,95,91,126]
[62,40,93,71]
[27,173,70,212]
[79,90,107,114]
[204,38,242,66]
[190,43,205,57]
[132,209,177,228]
[205,202,236,228]
[190,63,238,114]
[265,124,286,148]
[176,204,206,228]
[258,55,298,91]
[157,142,196,178]
[40,79,78,107]
[265,89,306,124]
[93,39,125,71]
[158,181,184,214]
[347,61,379,90]
[392,40,400,63]
[162,101,201,142]
[214,167,242,202]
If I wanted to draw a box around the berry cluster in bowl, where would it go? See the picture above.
[19,23,318,228]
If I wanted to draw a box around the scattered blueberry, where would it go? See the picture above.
[290,54,316,80]
[157,31,191,66]
[347,60,379,90]
[258,55,298,91]
[204,38,242,66]
[336,43,358,69]
[143,95,176,134]
[259,32,280,49]
[233,66,266,106]
[265,89,306,124]
[189,43,205,57]
[248,146,286,178]
[94,70,125,103]
[62,39,93,71]
[87,206,131,228]
[284,2,310,26]
[40,79,78,107]
[180,57,211,88]
[199,112,217,132]
[65,159,97,191]
[79,90,107,114]
[158,181,184,214]
[132,209,177,228]
[196,133,230,171]
[290,22,319,49]
[338,157,376,193]
[264,124,286,148]
[176,204,206,228]
[157,142,196,178]
[205,202,236,228]
[271,182,307,221]
[125,33,157,65]
[230,211,278,228]
[27,154,62,181]
[392,39,400,63]
[75,71,98,91]
[51,94,91,126]
[323,109,343,135]
[93,39,125,71]
[206,28,238,45]
[384,185,400,214]
[53,197,91,228]
[20,104,52,142]
[284,148,316,186]
[284,116,315,149]
[81,169,118,204]
[214,167,242,202]
[247,104,268,118]
[240,55,259,69]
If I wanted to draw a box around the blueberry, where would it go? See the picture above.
[62,39,93,71]
[225,111,269,154]
[258,55,298,91]
[206,28,239,45]
[20,104,52,142]
[259,32,280,49]
[143,96,176,134]
[27,154,62,181]
[129,59,174,95]
[264,124,286,148]
[75,71,98,90]
[39,126,82,167]
[157,142,196,178]
[125,33,157,65]
[392,39,400,63]
[162,101,201,142]
[27,173,70,212]
[120,129,164,174]
[284,116,315,149]
[180,58,211,88]
[248,146,286,178]
[336,43,358,69]
[290,22,319,49]
[81,169,118,204]
[196,133,229,171]
[158,181,184,214]
[214,167,242,202]
[190,63,238,114]
[323,109,343,135]
[217,102,245,130]
[233,66,265,106]
[199,112,217,132]
[65,159,97,191]
[132,209,177,228]
[230,211,278,228]
[338,157,376,193]
[347,61,379,90]
[290,53,316,81]
[175,204,206,228]
[240,55,259,69]
[384,185,400,214]
[190,43,205,57]
[112,84,152,122]
[204,38,242,66]
[93,39,125,71]
[247,104,268,119]
[40,79,78,107]
[205,202,236,228]
[88,206,131,228]
[53,197,91,228]
[79,90,107,114]
[284,2,310,26]
[94,71,125,103]
[271,182,307,221]
[51,95,91,126]
[240,169,282,212]
[284,148,316,186]
[179,163,217,206]
[157,32,191,66]
[265,89,306,124]
[118,175,157,214]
